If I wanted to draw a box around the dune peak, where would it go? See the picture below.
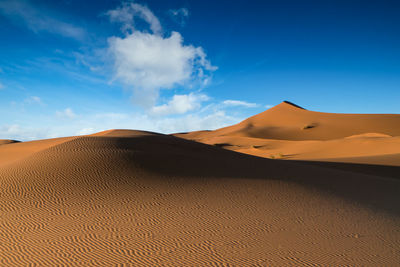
[282,101,306,110]
[89,129,162,137]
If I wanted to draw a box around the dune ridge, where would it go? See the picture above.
[0,139,20,145]
[175,101,400,166]
[1,129,400,265]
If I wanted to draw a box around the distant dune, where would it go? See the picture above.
[1,127,399,265]
[0,139,20,145]
[175,101,400,166]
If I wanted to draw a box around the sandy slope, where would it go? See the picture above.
[1,130,399,265]
[175,101,400,166]
[0,137,74,167]
[179,101,400,141]
[0,139,19,145]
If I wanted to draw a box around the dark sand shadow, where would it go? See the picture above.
[101,134,400,216]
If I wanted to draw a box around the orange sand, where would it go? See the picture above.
[1,104,400,265]
[175,101,400,166]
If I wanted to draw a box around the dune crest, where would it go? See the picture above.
[345,132,393,138]
[175,102,400,166]
[177,101,400,141]
[0,139,20,145]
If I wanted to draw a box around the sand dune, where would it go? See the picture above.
[175,101,400,166]
[0,139,19,145]
[0,136,74,167]
[1,129,399,265]
[190,134,400,165]
[189,101,400,141]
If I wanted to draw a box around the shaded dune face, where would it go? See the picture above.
[1,130,400,265]
[0,139,20,145]
[174,102,400,166]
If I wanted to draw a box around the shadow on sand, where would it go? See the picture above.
[103,134,400,216]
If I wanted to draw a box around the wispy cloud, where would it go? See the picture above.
[168,8,189,26]
[73,109,240,136]
[77,127,95,135]
[56,108,76,119]
[106,2,162,35]
[223,100,259,108]
[0,104,243,140]
[151,93,209,116]
[106,2,216,109]
[0,0,86,40]
[0,82,4,90]
[0,124,50,141]
[25,96,43,104]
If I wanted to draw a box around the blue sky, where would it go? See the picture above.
[0,0,399,140]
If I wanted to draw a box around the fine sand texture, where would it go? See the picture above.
[175,101,400,166]
[1,129,399,265]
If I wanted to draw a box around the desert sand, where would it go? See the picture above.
[175,101,400,166]
[0,139,19,146]
[1,104,400,265]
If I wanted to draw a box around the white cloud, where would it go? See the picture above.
[108,30,215,107]
[0,105,243,141]
[106,2,162,35]
[0,0,86,40]
[77,127,96,135]
[0,82,4,90]
[153,111,238,133]
[56,108,76,118]
[31,96,41,102]
[77,109,239,134]
[151,93,209,116]
[168,8,189,26]
[0,124,49,141]
[106,2,216,109]
[25,96,42,104]
[223,100,258,108]
[170,8,189,17]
